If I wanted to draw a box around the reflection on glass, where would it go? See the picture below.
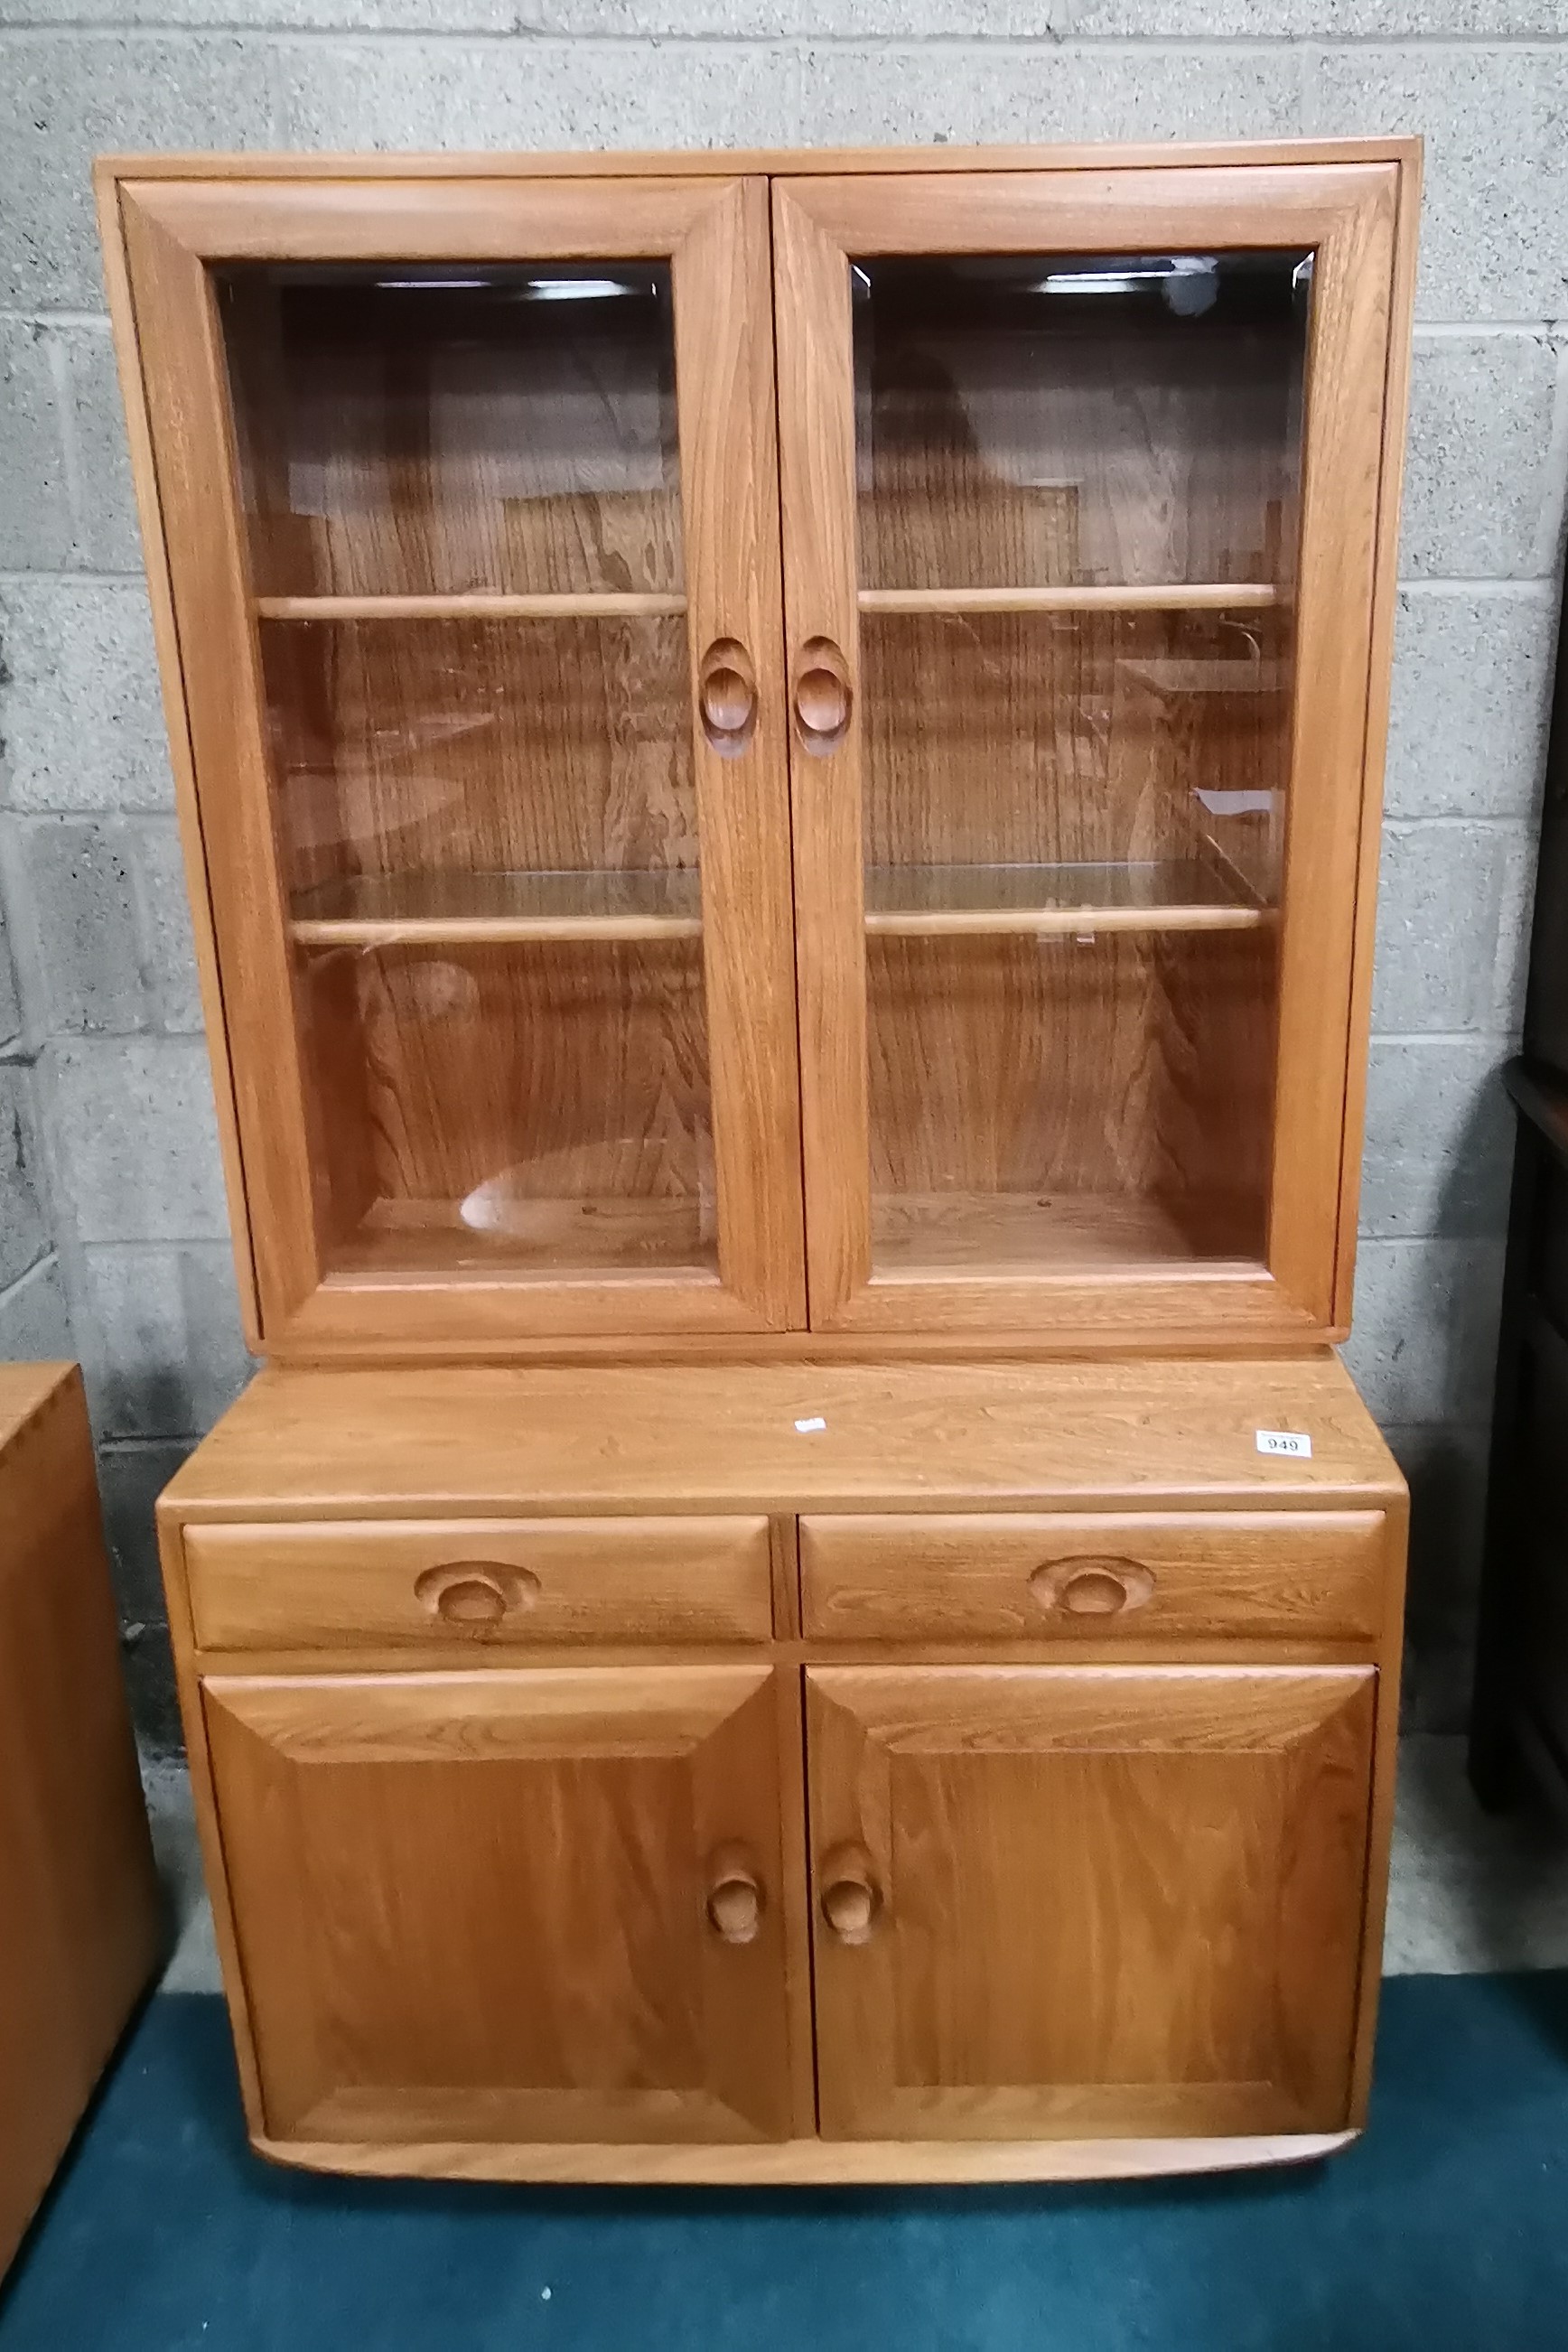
[219,262,682,597]
[297,940,714,1280]
[854,251,1307,592]
[853,253,1308,1281]
[215,263,714,1283]
[259,616,698,906]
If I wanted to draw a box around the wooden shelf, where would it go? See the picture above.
[863,861,1271,940]
[857,583,1283,617]
[871,1190,1261,1278]
[329,1195,718,1282]
[290,870,705,948]
[257,593,688,623]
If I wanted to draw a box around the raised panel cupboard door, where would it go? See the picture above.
[202,1666,797,2146]
[806,1664,1376,2141]
[773,163,1407,1343]
[113,173,803,1349]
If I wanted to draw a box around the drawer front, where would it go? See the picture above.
[184,1518,774,1651]
[799,1512,1388,1643]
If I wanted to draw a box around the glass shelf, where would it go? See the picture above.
[290,869,704,947]
[329,1192,718,1283]
[871,1190,1260,1278]
[863,860,1270,940]
[856,583,1283,616]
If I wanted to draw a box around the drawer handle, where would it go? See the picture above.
[819,1845,881,1946]
[1028,1557,1156,1619]
[414,1563,540,1628]
[705,1844,764,1946]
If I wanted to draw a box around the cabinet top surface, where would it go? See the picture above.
[0,1363,78,1459]
[98,135,1420,186]
[162,1355,1402,1518]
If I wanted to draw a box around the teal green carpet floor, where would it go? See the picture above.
[3,1975,1567,2351]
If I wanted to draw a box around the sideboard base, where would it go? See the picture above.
[253,2128,1358,2186]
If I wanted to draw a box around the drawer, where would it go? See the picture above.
[183,1517,774,1651]
[799,1512,1389,1643]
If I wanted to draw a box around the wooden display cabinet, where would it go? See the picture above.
[101,138,1418,2184]
[100,140,1416,1358]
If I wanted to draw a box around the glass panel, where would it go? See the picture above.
[854,252,1304,592]
[296,940,713,1280]
[220,263,681,597]
[852,251,1308,1282]
[218,263,714,1284]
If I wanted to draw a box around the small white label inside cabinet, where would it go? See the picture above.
[1255,1428,1312,1458]
[795,1416,826,1433]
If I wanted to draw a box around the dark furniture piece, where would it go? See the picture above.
[1470,602,1568,1815]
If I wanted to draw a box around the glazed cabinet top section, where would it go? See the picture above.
[158,1352,1402,1521]
[100,141,1419,1360]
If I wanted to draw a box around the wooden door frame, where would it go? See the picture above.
[107,172,805,1350]
[773,161,1413,1345]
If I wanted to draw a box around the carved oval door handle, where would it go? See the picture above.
[414,1562,541,1628]
[1027,1556,1156,1619]
[792,637,853,752]
[819,1843,882,1945]
[698,637,758,755]
[705,1843,764,1945]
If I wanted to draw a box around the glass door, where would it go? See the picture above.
[775,164,1401,1342]
[121,177,802,1348]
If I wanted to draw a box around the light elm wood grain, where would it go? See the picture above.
[807,1662,1376,2140]
[0,1367,163,2273]
[203,1664,800,2145]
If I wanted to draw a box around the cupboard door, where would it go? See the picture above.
[203,1666,797,2146]
[806,1665,1376,2141]
[118,175,803,1347]
[774,164,1404,1341]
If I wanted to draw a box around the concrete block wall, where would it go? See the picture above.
[1,4,1563,1751]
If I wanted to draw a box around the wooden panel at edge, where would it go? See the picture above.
[1265,169,1399,1321]
[1330,147,1421,1329]
[0,1371,162,2269]
[674,177,807,1330]
[772,181,873,1324]
[98,142,1422,193]
[118,191,322,1331]
[97,176,264,1349]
